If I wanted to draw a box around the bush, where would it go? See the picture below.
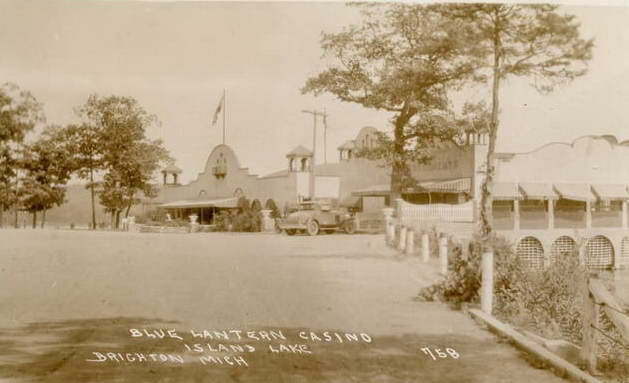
[418,233,628,380]
[214,208,261,233]
[265,199,281,219]
[418,232,515,308]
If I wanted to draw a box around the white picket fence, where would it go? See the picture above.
[397,199,474,229]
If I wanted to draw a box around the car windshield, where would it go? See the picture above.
[298,203,319,211]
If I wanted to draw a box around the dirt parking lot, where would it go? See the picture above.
[0,229,567,382]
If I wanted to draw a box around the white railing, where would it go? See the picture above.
[397,199,474,227]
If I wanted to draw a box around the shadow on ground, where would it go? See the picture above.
[0,317,538,383]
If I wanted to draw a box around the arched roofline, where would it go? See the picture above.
[203,144,242,173]
[506,135,629,157]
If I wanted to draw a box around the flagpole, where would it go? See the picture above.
[222,89,226,145]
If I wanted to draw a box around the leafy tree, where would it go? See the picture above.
[76,95,170,229]
[442,4,594,239]
[0,82,44,227]
[19,125,74,228]
[302,3,484,200]
[63,123,103,230]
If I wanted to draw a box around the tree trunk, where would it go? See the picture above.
[115,210,121,230]
[125,204,131,218]
[390,111,412,206]
[41,209,46,229]
[14,173,18,228]
[32,211,37,229]
[479,17,502,244]
[89,168,96,230]
[0,208,3,228]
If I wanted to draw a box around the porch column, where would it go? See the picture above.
[513,199,520,231]
[586,200,592,229]
[547,199,555,230]
[622,200,628,229]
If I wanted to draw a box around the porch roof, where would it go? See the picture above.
[352,184,390,196]
[519,183,557,200]
[591,184,629,200]
[160,197,238,209]
[417,178,471,194]
[553,183,596,202]
[491,182,520,200]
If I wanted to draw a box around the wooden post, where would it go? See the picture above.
[548,199,555,230]
[398,226,407,252]
[387,221,395,246]
[439,235,448,275]
[586,200,592,229]
[622,200,627,229]
[421,233,430,262]
[580,277,599,374]
[481,250,494,314]
[513,200,520,231]
[406,229,415,255]
[383,208,395,246]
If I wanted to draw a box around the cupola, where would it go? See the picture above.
[286,145,313,172]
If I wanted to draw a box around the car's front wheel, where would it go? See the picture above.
[305,219,320,236]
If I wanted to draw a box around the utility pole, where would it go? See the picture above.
[322,107,328,164]
[301,109,327,199]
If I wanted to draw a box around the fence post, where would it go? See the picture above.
[382,208,395,246]
[406,229,415,255]
[580,277,599,374]
[439,235,448,275]
[398,226,407,252]
[421,233,430,262]
[481,250,494,314]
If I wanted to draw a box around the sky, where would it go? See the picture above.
[1,0,628,183]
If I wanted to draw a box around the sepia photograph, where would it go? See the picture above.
[0,0,628,381]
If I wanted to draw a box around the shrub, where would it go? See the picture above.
[214,210,234,232]
[417,232,515,308]
[232,209,261,232]
[418,233,628,380]
[214,208,261,233]
[265,199,281,219]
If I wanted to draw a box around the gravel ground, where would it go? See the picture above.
[0,229,568,382]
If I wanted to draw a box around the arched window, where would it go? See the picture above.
[301,158,308,171]
[516,236,544,270]
[550,236,576,263]
[586,235,614,270]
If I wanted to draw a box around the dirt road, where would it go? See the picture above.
[0,229,567,382]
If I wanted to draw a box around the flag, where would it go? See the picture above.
[211,94,224,127]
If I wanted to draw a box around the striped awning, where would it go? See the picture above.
[591,184,629,200]
[160,197,238,209]
[553,183,596,202]
[519,183,557,200]
[352,184,391,196]
[417,178,471,194]
[492,182,520,200]
[339,195,361,208]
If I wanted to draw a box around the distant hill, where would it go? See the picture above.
[39,184,147,228]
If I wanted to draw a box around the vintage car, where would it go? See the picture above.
[276,201,356,236]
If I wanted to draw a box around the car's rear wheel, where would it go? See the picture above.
[306,219,319,236]
[343,220,356,234]
[285,229,296,236]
